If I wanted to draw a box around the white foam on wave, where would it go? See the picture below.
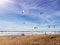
[0,31,60,36]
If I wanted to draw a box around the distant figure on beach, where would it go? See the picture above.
[21,34,25,36]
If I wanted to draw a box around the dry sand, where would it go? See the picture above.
[0,34,60,45]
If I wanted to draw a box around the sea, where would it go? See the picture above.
[0,31,60,36]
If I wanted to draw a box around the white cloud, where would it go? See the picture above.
[0,0,59,30]
[0,20,38,31]
[0,19,59,31]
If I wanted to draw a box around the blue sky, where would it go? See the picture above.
[0,0,60,31]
